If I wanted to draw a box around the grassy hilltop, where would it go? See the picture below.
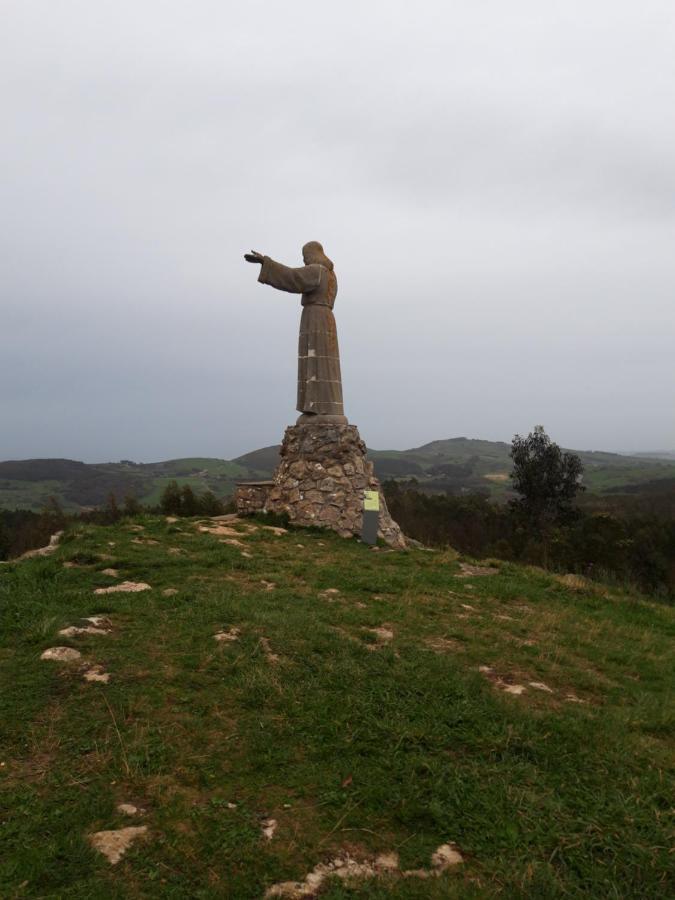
[1,517,673,898]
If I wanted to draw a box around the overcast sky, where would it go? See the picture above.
[2,1,674,462]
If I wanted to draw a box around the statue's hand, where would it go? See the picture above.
[244,251,264,264]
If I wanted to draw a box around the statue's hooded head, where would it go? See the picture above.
[302,241,334,271]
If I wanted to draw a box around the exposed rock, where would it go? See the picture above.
[529,681,554,693]
[261,817,278,840]
[58,625,110,638]
[260,580,276,591]
[10,531,64,562]
[117,803,143,816]
[41,646,81,662]
[101,568,119,577]
[264,842,462,898]
[162,588,179,597]
[214,628,240,642]
[83,665,110,683]
[88,826,148,864]
[430,843,464,870]
[94,581,151,595]
[455,562,499,578]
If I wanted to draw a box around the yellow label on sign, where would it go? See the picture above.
[364,491,380,511]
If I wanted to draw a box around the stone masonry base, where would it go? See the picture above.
[236,423,406,549]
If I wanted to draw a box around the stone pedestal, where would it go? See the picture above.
[264,423,406,548]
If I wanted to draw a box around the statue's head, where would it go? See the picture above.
[302,241,333,271]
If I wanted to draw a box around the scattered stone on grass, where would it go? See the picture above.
[260,637,280,664]
[226,802,237,809]
[168,547,184,555]
[318,588,340,600]
[241,550,253,559]
[565,694,587,704]
[117,803,144,816]
[199,524,241,537]
[4,531,64,563]
[41,647,82,662]
[261,817,278,840]
[461,603,475,611]
[214,628,240,642]
[261,525,287,536]
[128,525,145,532]
[222,538,246,549]
[83,665,110,683]
[88,826,148,865]
[425,636,459,654]
[100,568,119,577]
[365,626,394,649]
[529,681,554,693]
[494,614,514,621]
[479,665,526,696]
[162,588,178,597]
[62,561,82,569]
[260,580,276,591]
[455,562,499,578]
[94,581,151,595]
[296,544,304,549]
[165,516,178,523]
[59,624,110,637]
[264,842,462,898]
[131,537,159,546]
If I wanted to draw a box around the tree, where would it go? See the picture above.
[510,426,584,533]
[160,481,182,515]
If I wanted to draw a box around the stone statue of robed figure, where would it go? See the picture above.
[244,242,347,424]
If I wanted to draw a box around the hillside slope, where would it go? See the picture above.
[4,438,675,511]
[0,518,672,897]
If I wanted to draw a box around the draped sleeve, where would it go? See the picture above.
[258,257,322,294]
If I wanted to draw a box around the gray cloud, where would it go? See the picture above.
[1,0,674,461]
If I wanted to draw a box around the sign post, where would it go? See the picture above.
[361,490,380,545]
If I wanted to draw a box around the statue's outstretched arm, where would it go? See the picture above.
[251,255,321,294]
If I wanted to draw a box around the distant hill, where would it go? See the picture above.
[3,437,675,511]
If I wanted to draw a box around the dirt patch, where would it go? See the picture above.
[88,826,148,865]
[41,647,82,662]
[94,581,151,595]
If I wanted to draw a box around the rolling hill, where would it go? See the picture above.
[2,438,675,511]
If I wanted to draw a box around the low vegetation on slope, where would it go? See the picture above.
[0,518,673,898]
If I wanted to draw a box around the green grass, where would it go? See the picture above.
[0,517,673,898]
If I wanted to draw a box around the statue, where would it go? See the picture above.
[245,242,347,424]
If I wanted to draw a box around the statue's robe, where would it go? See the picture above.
[258,256,345,418]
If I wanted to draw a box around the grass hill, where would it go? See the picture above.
[3,439,675,512]
[0,517,672,897]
